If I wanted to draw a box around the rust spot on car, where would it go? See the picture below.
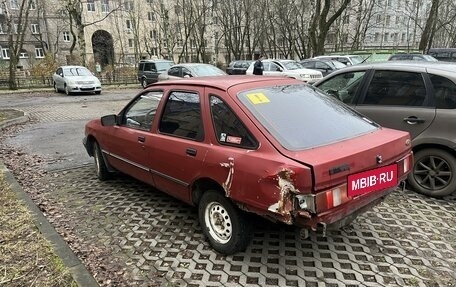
[268,168,300,223]
[220,157,234,196]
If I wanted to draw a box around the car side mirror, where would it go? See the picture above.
[101,114,118,126]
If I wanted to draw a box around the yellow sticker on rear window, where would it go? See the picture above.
[247,93,270,104]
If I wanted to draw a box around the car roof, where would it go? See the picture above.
[140,59,173,63]
[148,75,301,91]
[60,65,88,69]
[171,63,214,67]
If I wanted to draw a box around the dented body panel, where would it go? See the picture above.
[84,76,413,236]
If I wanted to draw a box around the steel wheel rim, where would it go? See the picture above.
[413,155,452,190]
[142,79,147,88]
[204,201,232,244]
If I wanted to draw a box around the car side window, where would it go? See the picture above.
[159,91,204,141]
[144,62,152,71]
[210,95,258,149]
[317,71,365,104]
[123,91,163,131]
[168,67,180,77]
[363,71,426,106]
[315,62,329,69]
[182,68,192,77]
[270,62,282,72]
[430,74,456,109]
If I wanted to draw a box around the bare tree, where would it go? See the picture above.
[1,0,34,90]
[308,0,351,56]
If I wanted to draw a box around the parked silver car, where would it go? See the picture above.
[53,66,102,95]
[314,61,456,197]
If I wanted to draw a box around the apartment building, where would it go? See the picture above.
[0,0,432,71]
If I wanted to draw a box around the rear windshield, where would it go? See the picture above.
[237,84,378,150]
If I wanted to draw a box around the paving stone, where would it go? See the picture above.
[40,166,456,286]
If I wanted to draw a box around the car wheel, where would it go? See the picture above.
[198,190,252,254]
[53,82,59,93]
[95,91,101,95]
[141,78,148,88]
[64,85,71,96]
[93,141,111,181]
[408,148,456,197]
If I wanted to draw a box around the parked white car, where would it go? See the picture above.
[53,66,102,95]
[246,59,323,83]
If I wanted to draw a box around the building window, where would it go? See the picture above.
[126,19,133,33]
[150,30,157,40]
[128,39,134,48]
[19,49,29,59]
[386,15,391,26]
[2,48,10,59]
[87,0,95,12]
[148,11,155,21]
[0,24,5,34]
[383,33,389,42]
[101,0,109,12]
[124,1,134,11]
[63,31,70,42]
[31,23,40,34]
[35,47,45,58]
[14,23,18,34]
[10,0,18,9]
[30,0,36,10]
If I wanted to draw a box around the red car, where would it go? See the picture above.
[83,76,413,254]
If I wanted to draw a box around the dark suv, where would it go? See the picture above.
[137,59,174,88]
[314,62,456,197]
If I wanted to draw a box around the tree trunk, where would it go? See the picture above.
[419,0,439,52]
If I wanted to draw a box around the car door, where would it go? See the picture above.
[355,70,436,139]
[147,88,209,203]
[102,90,163,186]
[55,67,64,90]
[264,61,285,77]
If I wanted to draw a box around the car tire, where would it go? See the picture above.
[408,148,456,197]
[141,78,148,88]
[93,141,111,181]
[64,85,71,96]
[95,91,101,95]
[53,82,59,93]
[198,190,252,255]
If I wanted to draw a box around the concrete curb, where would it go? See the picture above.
[0,110,29,130]
[0,161,100,287]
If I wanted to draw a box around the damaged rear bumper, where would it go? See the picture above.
[293,186,396,234]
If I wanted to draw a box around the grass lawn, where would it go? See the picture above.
[0,172,76,286]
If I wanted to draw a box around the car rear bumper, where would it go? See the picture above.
[293,185,397,232]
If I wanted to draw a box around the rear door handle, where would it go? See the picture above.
[186,148,197,156]
[138,136,145,143]
[403,116,425,124]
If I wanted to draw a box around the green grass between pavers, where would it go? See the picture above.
[0,173,76,287]
[0,112,6,122]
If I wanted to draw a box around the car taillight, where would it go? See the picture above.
[296,184,352,214]
[316,184,351,213]
[397,152,413,176]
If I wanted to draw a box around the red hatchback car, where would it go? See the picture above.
[83,76,413,254]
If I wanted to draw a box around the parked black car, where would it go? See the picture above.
[226,60,253,75]
[300,59,346,76]
[137,59,174,88]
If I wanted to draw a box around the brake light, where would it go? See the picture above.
[315,184,351,213]
[397,152,413,176]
